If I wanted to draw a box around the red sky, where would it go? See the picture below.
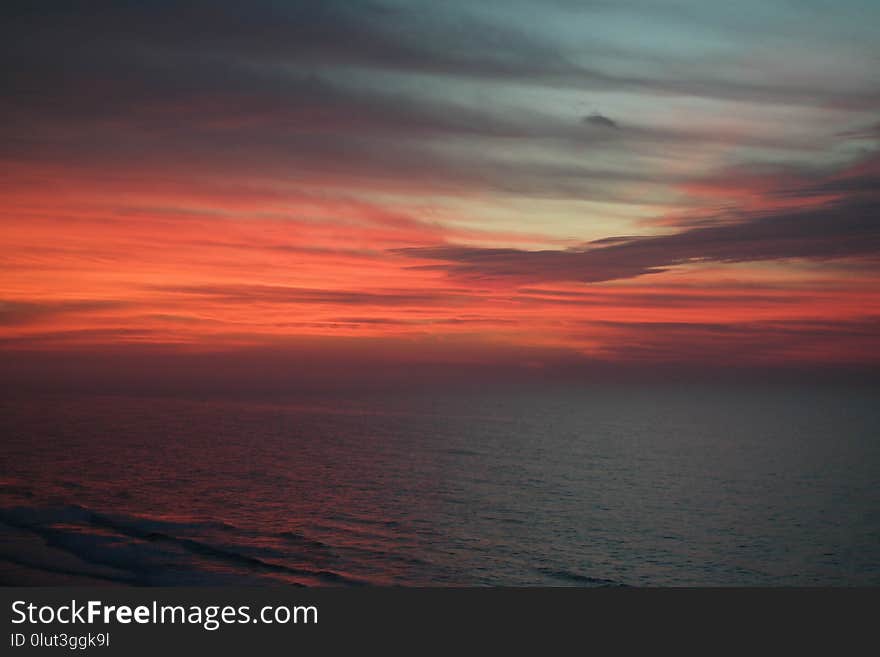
[2,2,879,382]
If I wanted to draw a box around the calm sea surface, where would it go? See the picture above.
[2,384,878,585]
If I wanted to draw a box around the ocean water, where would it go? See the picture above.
[1,384,878,586]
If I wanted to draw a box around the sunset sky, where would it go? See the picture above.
[2,1,880,382]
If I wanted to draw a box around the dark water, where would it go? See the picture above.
[2,384,879,586]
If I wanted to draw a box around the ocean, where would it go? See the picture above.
[2,383,878,586]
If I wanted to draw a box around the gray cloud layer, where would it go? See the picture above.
[396,154,880,283]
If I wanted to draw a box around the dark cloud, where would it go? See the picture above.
[396,185,880,283]
[583,113,618,129]
[0,0,587,90]
[3,0,875,139]
[392,147,880,284]
[3,0,855,206]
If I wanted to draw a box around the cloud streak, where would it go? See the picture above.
[398,197,880,283]
[397,150,880,284]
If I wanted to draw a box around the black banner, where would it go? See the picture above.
[1,587,876,654]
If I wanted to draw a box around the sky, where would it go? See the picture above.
[2,0,880,384]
